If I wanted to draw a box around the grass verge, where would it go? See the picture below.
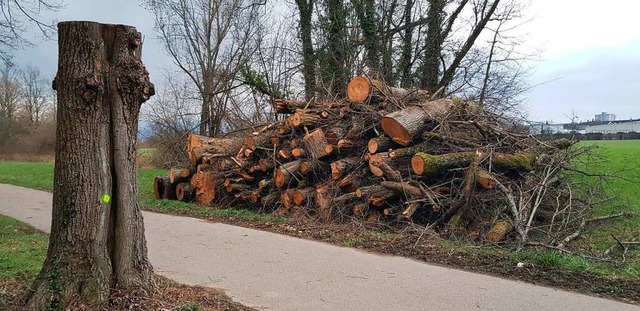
[0,215,253,310]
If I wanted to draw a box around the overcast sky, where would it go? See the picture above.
[14,0,640,123]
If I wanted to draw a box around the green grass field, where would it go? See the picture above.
[0,216,48,280]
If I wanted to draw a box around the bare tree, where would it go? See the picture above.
[0,0,63,56]
[146,0,263,137]
[21,64,50,126]
[0,56,21,132]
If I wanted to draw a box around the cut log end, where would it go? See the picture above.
[381,116,412,146]
[346,76,371,103]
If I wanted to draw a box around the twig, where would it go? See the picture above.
[587,213,638,223]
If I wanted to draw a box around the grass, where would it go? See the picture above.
[0,215,48,280]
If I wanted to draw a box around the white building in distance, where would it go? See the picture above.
[594,112,616,122]
[585,120,640,133]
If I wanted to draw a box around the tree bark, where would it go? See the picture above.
[411,151,535,176]
[347,76,429,104]
[380,98,458,145]
[28,22,155,310]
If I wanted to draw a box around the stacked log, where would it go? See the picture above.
[154,76,570,243]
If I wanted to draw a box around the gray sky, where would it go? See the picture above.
[14,0,640,123]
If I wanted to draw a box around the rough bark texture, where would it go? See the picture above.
[27,21,155,310]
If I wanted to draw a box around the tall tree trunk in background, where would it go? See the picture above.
[354,0,379,75]
[437,0,501,91]
[27,21,156,310]
[295,0,317,100]
[420,0,446,92]
[325,0,348,96]
[398,0,414,87]
[380,0,397,83]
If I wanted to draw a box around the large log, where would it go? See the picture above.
[153,175,169,199]
[346,76,429,103]
[303,128,330,159]
[274,160,303,188]
[380,98,458,146]
[169,166,196,184]
[176,182,195,202]
[292,110,322,128]
[273,99,342,114]
[411,151,535,176]
[292,188,314,206]
[190,171,220,205]
[187,133,245,165]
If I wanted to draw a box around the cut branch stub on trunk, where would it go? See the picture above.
[346,76,430,103]
[411,151,535,176]
[380,98,458,146]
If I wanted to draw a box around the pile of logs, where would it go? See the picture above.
[153,76,570,242]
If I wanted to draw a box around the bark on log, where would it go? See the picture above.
[191,171,219,205]
[398,202,421,221]
[485,219,513,242]
[273,99,342,114]
[274,160,303,188]
[176,182,195,202]
[292,148,307,158]
[292,110,322,128]
[153,175,168,199]
[315,182,336,221]
[187,133,245,165]
[411,151,535,176]
[303,128,330,159]
[368,154,401,181]
[259,159,275,172]
[475,169,496,189]
[169,167,195,184]
[261,191,280,211]
[368,135,398,153]
[292,188,314,206]
[380,98,458,146]
[347,76,430,103]
[331,157,361,180]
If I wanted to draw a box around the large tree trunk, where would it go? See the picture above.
[27,22,156,310]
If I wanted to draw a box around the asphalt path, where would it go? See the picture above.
[1,183,637,311]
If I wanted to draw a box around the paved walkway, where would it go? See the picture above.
[0,183,637,311]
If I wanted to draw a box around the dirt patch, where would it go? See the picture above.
[193,212,640,304]
[1,275,253,311]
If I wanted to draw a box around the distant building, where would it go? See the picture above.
[594,112,616,122]
[585,120,640,134]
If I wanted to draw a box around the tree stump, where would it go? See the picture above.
[27,21,156,310]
